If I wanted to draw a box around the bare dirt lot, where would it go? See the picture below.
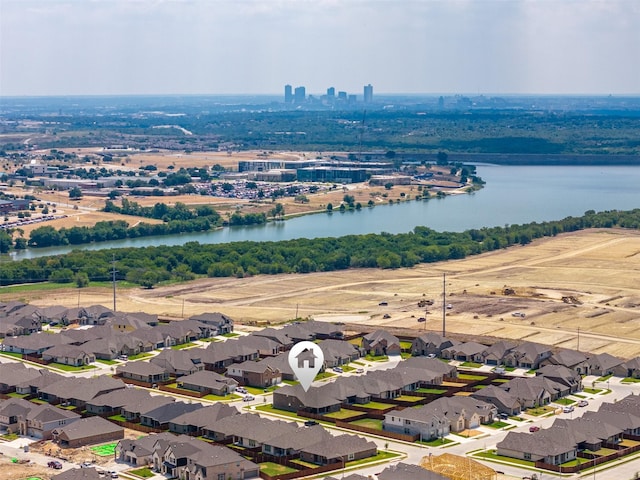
[7,228,640,359]
[0,457,52,480]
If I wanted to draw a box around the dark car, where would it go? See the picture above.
[48,461,63,469]
[529,425,540,432]
[304,420,319,426]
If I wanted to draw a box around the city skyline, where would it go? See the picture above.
[1,0,639,97]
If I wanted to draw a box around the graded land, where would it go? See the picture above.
[5,228,640,359]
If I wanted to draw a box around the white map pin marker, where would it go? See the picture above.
[288,341,324,392]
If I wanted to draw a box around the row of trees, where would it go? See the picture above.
[1,209,640,287]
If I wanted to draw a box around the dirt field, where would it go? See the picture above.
[6,228,640,359]
[0,457,53,480]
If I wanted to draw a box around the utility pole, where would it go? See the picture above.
[442,272,446,336]
[111,255,117,312]
[577,327,580,352]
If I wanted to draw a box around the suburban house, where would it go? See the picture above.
[0,398,35,432]
[38,376,127,409]
[299,434,377,466]
[383,407,450,441]
[481,340,517,365]
[497,429,578,466]
[188,312,234,335]
[176,370,239,396]
[361,330,401,356]
[542,348,591,375]
[52,416,124,448]
[586,352,626,376]
[51,468,103,480]
[411,332,458,357]
[41,344,96,366]
[226,361,281,388]
[200,340,259,372]
[0,363,44,393]
[441,341,487,362]
[151,436,259,479]
[17,404,81,439]
[503,342,553,369]
[1,331,74,355]
[121,395,176,423]
[471,385,522,415]
[615,356,640,379]
[168,403,239,436]
[116,362,170,386]
[116,432,178,466]
[149,348,204,377]
[536,365,583,393]
[140,401,203,430]
[318,339,362,367]
[85,388,157,416]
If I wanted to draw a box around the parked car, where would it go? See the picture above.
[417,317,426,322]
[355,368,365,373]
[498,413,509,420]
[242,395,255,402]
[563,405,575,413]
[236,387,247,394]
[48,461,63,469]
[529,425,540,432]
[577,400,589,407]
[80,461,93,468]
[304,420,318,426]
[332,367,343,373]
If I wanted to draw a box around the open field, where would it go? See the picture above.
[5,228,640,358]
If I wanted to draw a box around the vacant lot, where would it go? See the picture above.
[7,228,640,359]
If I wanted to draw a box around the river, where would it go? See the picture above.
[9,165,640,260]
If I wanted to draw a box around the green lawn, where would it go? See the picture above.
[245,385,279,395]
[596,374,613,382]
[221,332,240,338]
[400,341,413,350]
[108,414,127,422]
[350,418,383,430]
[583,388,603,394]
[554,398,576,406]
[90,443,117,456]
[417,437,455,447]
[348,338,363,347]
[341,365,355,372]
[1,433,19,441]
[460,361,483,368]
[622,377,640,383]
[50,363,97,372]
[95,359,118,365]
[129,467,155,478]
[345,450,400,468]
[281,379,299,386]
[127,352,153,360]
[314,371,336,381]
[259,462,297,476]
[351,360,365,366]
[395,395,423,402]
[203,393,241,401]
[457,373,487,381]
[473,385,487,390]
[254,404,311,422]
[416,388,447,394]
[473,450,535,467]
[7,392,29,399]
[357,401,395,410]
[487,421,510,429]
[365,354,389,362]
[492,378,510,383]
[526,406,556,416]
[170,342,197,350]
[0,351,24,359]
[324,409,364,420]
[289,458,318,469]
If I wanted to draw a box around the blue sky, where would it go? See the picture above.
[1,0,638,96]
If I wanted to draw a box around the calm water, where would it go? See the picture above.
[10,165,640,260]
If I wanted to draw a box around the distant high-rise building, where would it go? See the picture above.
[284,85,293,103]
[348,94,357,104]
[337,91,347,101]
[364,84,373,103]
[327,87,335,98]
[294,86,306,103]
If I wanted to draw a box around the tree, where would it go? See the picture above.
[326,203,333,212]
[436,151,449,166]
[74,272,90,288]
[69,187,83,199]
[270,203,285,220]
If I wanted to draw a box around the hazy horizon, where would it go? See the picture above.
[1,0,639,97]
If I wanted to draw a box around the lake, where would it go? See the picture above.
[10,165,640,260]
